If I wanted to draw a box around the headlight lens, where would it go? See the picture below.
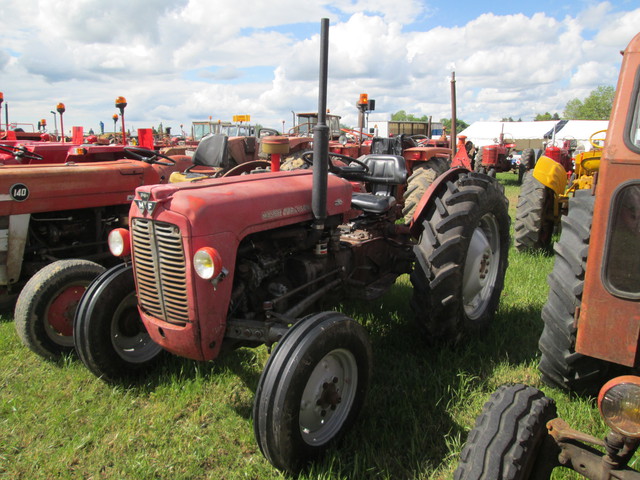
[194,247,222,280]
[599,376,640,438]
[108,228,130,257]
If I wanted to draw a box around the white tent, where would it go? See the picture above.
[459,120,609,152]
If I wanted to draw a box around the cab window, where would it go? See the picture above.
[604,183,640,298]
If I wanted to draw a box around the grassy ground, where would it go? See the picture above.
[0,172,624,479]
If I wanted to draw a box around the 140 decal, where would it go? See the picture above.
[10,183,29,201]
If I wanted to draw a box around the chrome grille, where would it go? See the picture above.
[131,218,189,325]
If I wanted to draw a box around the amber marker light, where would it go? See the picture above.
[56,103,66,114]
[115,96,127,110]
[194,247,223,280]
[108,228,131,257]
[598,376,640,438]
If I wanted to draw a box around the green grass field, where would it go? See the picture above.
[0,173,626,479]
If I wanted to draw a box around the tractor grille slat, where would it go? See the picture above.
[131,218,189,325]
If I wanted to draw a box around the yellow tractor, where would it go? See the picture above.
[514,130,605,252]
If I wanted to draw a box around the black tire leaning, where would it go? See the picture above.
[474,149,484,173]
[74,263,164,383]
[454,384,558,480]
[514,171,556,252]
[538,190,620,396]
[402,158,450,223]
[14,259,106,360]
[411,172,510,342]
[253,311,372,474]
[521,148,536,170]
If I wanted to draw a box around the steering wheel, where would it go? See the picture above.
[589,129,607,150]
[0,145,44,162]
[300,151,369,175]
[123,146,175,166]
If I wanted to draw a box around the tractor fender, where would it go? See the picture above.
[409,167,469,237]
[532,155,567,196]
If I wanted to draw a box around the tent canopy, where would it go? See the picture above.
[459,120,609,151]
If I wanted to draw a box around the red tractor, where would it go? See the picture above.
[454,30,640,480]
[72,19,510,474]
[473,127,517,178]
[7,143,194,360]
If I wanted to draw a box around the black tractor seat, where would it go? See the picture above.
[349,154,407,214]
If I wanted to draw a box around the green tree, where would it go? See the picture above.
[391,110,408,121]
[391,110,429,122]
[534,112,556,121]
[563,85,615,120]
[440,118,469,132]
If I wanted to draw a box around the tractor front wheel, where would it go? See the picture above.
[74,263,164,383]
[454,384,558,480]
[514,171,556,252]
[14,259,106,360]
[253,311,372,474]
[411,172,510,342]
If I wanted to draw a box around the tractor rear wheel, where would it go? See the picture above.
[253,311,372,474]
[538,190,620,396]
[514,171,556,252]
[74,263,164,383]
[411,172,510,343]
[14,259,106,360]
[402,158,449,224]
[454,384,558,480]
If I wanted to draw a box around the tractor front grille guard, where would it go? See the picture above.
[131,218,190,325]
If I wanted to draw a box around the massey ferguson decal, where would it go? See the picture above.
[10,183,29,202]
[135,192,157,215]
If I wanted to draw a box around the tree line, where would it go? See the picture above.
[391,85,615,128]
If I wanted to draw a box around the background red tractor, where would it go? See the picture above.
[7,143,194,360]
[473,127,517,178]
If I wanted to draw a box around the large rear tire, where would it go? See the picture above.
[14,259,106,360]
[514,171,556,252]
[74,263,164,383]
[253,311,372,474]
[538,190,618,396]
[402,158,450,224]
[454,384,558,480]
[411,172,510,342]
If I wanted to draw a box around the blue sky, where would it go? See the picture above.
[0,0,638,134]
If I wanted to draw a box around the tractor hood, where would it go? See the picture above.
[132,170,354,239]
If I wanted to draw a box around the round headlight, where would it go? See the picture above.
[598,376,640,438]
[108,228,130,257]
[194,247,223,280]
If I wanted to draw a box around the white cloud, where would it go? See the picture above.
[0,0,637,134]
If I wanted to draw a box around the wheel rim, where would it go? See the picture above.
[110,292,162,363]
[299,348,358,447]
[462,213,501,320]
[45,285,87,347]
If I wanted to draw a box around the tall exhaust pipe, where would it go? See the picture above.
[311,18,330,230]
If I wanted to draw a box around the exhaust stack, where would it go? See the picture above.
[311,18,330,230]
